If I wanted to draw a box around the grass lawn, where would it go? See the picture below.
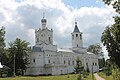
[83,73,95,80]
[0,74,78,80]
[98,72,113,80]
[0,74,94,80]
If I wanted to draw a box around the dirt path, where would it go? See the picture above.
[94,73,105,80]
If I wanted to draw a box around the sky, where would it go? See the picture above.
[0,0,117,59]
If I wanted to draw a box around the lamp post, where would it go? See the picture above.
[13,53,16,77]
[92,64,94,80]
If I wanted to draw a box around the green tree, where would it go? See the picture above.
[103,0,120,13]
[0,27,6,64]
[101,16,120,68]
[103,0,120,69]
[87,43,105,68]
[87,43,104,58]
[8,38,30,75]
[74,57,83,74]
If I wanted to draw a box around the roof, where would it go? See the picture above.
[73,22,80,33]
[58,48,73,53]
[87,52,94,54]
[32,46,42,52]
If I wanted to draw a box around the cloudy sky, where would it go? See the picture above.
[0,0,117,58]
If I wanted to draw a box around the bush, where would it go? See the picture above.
[77,74,82,80]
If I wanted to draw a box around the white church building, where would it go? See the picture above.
[25,16,99,75]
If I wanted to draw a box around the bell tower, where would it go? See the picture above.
[71,21,83,48]
[41,13,47,29]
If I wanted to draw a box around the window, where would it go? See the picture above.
[33,59,35,63]
[68,60,70,65]
[41,34,43,37]
[64,60,66,64]
[95,63,97,66]
[77,44,78,47]
[72,61,74,65]
[49,37,51,43]
[80,34,82,39]
[48,60,50,64]
[37,38,39,42]
[53,61,55,64]
[76,34,78,37]
[72,35,74,40]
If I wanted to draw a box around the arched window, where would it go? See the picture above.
[77,44,78,47]
[80,34,82,39]
[37,38,39,42]
[49,37,51,43]
[72,35,74,40]
[72,61,74,65]
[68,60,70,65]
[48,60,50,64]
[64,60,66,64]
[76,34,78,37]
[33,59,35,63]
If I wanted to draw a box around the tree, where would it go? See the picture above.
[8,38,30,75]
[0,27,6,64]
[87,43,105,68]
[87,43,104,58]
[103,0,120,13]
[74,57,83,74]
[101,16,120,68]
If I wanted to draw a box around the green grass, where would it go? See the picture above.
[98,72,113,80]
[0,74,95,80]
[83,73,95,80]
[0,74,78,80]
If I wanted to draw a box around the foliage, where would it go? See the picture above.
[87,43,104,58]
[8,38,30,76]
[77,74,82,80]
[103,0,120,13]
[98,72,113,80]
[98,58,105,68]
[82,70,89,78]
[87,43,105,68]
[0,27,6,63]
[112,64,120,80]
[74,57,83,74]
[101,16,120,68]
[103,59,112,76]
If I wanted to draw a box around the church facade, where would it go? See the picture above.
[25,17,99,75]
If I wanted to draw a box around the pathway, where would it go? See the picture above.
[94,73,105,80]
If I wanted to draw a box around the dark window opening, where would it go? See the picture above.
[64,60,66,64]
[48,60,50,64]
[80,34,82,39]
[95,63,97,66]
[49,37,51,43]
[76,34,78,37]
[33,59,35,63]
[72,61,74,65]
[37,38,39,42]
[68,60,70,65]
[77,44,78,47]
[72,35,74,40]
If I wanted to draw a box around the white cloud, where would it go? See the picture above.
[0,0,116,49]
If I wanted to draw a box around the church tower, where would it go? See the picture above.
[71,21,83,48]
[41,13,47,29]
[35,14,53,45]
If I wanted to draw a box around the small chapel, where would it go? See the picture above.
[25,16,99,75]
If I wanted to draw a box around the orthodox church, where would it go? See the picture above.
[25,16,99,75]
